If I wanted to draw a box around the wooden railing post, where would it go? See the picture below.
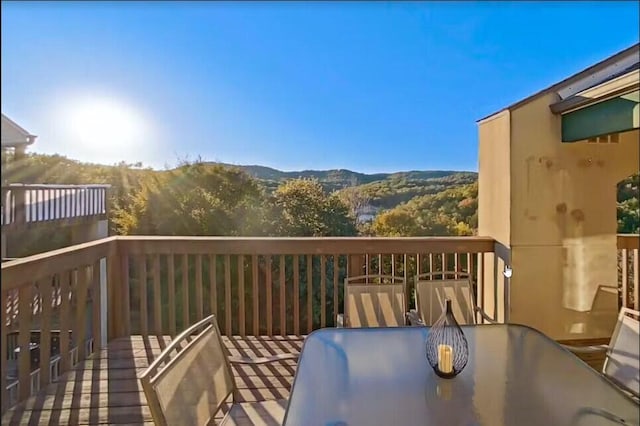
[617,234,640,311]
[106,242,129,340]
[348,254,365,278]
[13,186,26,225]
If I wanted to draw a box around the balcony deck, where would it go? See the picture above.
[1,184,109,230]
[1,335,303,425]
[1,235,635,424]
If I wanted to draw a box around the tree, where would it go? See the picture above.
[617,174,639,234]
[371,182,478,236]
[111,161,266,236]
[336,185,371,219]
[269,178,358,237]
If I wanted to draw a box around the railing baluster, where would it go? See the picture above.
[252,255,259,335]
[266,256,273,336]
[17,283,32,400]
[320,255,326,328]
[92,259,102,353]
[59,271,71,372]
[306,255,313,334]
[122,255,131,337]
[53,189,57,220]
[208,254,216,320]
[139,256,148,338]
[477,253,485,323]
[279,255,286,336]
[39,277,52,389]
[45,188,49,220]
[60,189,65,219]
[333,254,339,326]
[182,254,189,333]
[75,266,89,361]
[622,249,629,308]
[153,255,162,337]
[168,254,176,337]
[429,253,434,277]
[237,255,245,336]
[224,255,231,336]
[293,255,300,335]
[196,254,204,322]
[634,249,639,311]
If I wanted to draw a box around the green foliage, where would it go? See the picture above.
[372,182,478,236]
[4,153,638,239]
[268,178,357,237]
[340,172,478,209]
[112,162,267,236]
[617,174,639,234]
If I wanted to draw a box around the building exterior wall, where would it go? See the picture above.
[506,92,638,340]
[478,110,511,247]
[478,110,511,321]
[1,121,31,147]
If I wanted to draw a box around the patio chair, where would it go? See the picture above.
[407,271,497,326]
[582,285,619,336]
[140,315,298,426]
[562,307,640,401]
[336,275,407,328]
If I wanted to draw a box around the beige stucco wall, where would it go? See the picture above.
[477,111,511,322]
[478,110,511,247]
[497,91,639,340]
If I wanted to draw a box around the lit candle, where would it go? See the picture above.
[438,344,453,374]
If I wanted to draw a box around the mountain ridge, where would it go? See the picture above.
[208,162,477,185]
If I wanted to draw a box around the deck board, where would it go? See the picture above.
[2,335,303,425]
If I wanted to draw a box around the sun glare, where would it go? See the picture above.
[53,94,154,165]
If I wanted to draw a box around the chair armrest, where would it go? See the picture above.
[336,314,345,328]
[570,406,634,425]
[228,353,299,365]
[406,310,425,326]
[474,307,498,324]
[561,344,609,354]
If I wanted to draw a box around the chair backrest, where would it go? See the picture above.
[603,308,640,397]
[590,286,619,313]
[139,315,235,426]
[585,285,619,336]
[344,275,406,327]
[414,272,477,326]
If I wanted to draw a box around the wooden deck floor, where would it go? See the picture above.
[2,335,304,425]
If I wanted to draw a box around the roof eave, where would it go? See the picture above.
[476,43,640,123]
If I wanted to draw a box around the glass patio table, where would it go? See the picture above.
[283,325,639,426]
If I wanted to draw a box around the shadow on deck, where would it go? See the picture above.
[2,335,304,425]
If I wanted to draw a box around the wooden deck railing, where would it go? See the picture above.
[112,236,498,338]
[1,184,110,228]
[0,235,501,413]
[617,234,639,310]
[5,234,638,413]
[0,237,117,412]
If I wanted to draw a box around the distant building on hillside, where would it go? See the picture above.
[1,113,110,260]
[355,204,379,223]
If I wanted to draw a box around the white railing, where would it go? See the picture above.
[1,184,110,227]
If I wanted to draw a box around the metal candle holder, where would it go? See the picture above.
[425,299,469,378]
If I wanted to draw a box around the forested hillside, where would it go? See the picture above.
[214,162,477,208]
[3,153,638,248]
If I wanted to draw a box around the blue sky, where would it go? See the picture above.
[1,1,638,173]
